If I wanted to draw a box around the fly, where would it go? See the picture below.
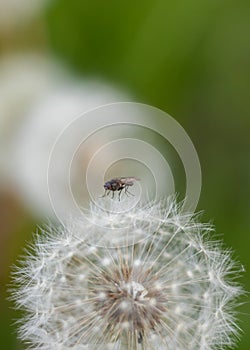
[102,177,139,200]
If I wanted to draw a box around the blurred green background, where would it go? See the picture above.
[0,0,249,349]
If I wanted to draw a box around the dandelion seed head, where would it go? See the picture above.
[11,199,244,350]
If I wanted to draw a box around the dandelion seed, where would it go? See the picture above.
[11,199,243,349]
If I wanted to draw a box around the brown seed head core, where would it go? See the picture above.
[88,262,168,341]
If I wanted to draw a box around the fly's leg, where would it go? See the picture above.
[118,188,123,201]
[138,331,143,344]
[124,187,129,197]
[125,186,135,197]
[100,189,109,198]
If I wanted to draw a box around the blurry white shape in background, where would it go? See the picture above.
[0,54,70,184]
[7,65,129,218]
[0,0,50,30]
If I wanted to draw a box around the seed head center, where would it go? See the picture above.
[119,280,148,300]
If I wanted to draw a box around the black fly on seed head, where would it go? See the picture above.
[102,177,140,200]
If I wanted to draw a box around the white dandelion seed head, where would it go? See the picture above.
[11,199,243,350]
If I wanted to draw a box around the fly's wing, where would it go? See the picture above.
[119,177,140,186]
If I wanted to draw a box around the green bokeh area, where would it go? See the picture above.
[2,0,250,349]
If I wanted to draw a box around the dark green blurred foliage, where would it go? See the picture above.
[46,0,250,114]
